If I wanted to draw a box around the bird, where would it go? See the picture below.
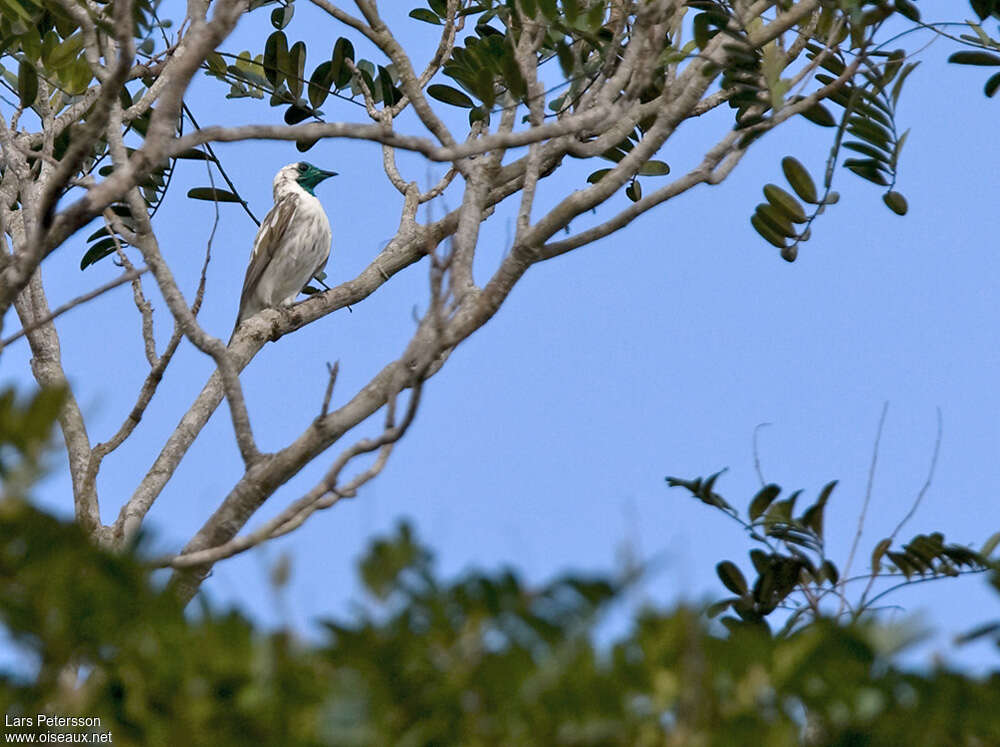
[232,161,337,335]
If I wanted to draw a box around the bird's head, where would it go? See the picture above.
[276,161,338,196]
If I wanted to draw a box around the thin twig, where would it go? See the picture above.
[752,422,771,487]
[889,407,942,541]
[319,361,339,418]
[838,401,889,617]
[0,268,148,350]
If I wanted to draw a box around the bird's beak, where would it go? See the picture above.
[318,168,338,181]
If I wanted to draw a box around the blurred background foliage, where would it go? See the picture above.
[1,385,1000,745]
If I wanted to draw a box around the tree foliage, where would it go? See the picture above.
[0,0,997,607]
[2,501,1000,746]
[1,393,1000,744]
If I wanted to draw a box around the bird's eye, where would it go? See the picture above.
[297,163,308,173]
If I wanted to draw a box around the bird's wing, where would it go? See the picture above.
[237,193,299,322]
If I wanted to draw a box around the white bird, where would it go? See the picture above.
[233,161,337,334]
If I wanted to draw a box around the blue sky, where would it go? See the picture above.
[4,0,999,669]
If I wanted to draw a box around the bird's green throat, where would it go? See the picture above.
[295,161,338,195]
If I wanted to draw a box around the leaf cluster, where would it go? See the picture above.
[2,511,1000,745]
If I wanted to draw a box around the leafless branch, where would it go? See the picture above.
[0,268,148,352]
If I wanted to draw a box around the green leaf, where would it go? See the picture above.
[409,8,442,24]
[871,538,892,572]
[799,102,836,127]
[330,38,355,89]
[284,104,312,124]
[844,159,889,186]
[271,4,294,29]
[781,156,817,203]
[295,137,319,152]
[638,160,670,177]
[882,190,908,215]
[17,59,37,108]
[586,169,611,183]
[948,51,1000,66]
[79,237,120,270]
[264,31,288,89]
[625,180,641,202]
[186,187,242,203]
[980,531,1000,558]
[287,41,306,100]
[750,213,788,250]
[985,71,1000,97]
[749,484,781,522]
[716,561,748,595]
[895,0,919,22]
[800,480,836,538]
[49,32,85,69]
[891,61,919,106]
[763,184,807,223]
[842,141,892,164]
[63,56,92,95]
[537,0,558,21]
[754,204,796,239]
[308,60,332,108]
[427,83,474,107]
[378,65,400,106]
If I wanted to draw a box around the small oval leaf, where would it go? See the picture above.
[187,187,242,203]
[409,8,442,24]
[882,190,908,215]
[18,60,38,108]
[781,156,818,204]
[948,50,1000,66]
[749,484,781,521]
[427,83,474,108]
[716,561,748,595]
[637,160,670,176]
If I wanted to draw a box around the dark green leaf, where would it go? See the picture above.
[187,187,242,203]
[948,51,1000,66]
[749,485,781,522]
[586,169,611,184]
[308,60,332,108]
[330,38,355,89]
[537,0,558,20]
[427,83,474,107]
[882,190,908,215]
[175,147,212,161]
[284,104,312,124]
[781,156,817,203]
[716,561,748,595]
[750,213,788,250]
[985,71,1000,97]
[638,160,670,176]
[871,537,892,572]
[271,4,294,29]
[79,237,119,270]
[409,9,442,24]
[287,41,306,100]
[754,204,796,238]
[763,184,807,223]
[895,0,919,22]
[799,102,836,127]
[844,159,890,186]
[18,59,37,108]
[800,480,836,538]
[264,31,288,89]
[842,141,892,164]
[625,180,641,202]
